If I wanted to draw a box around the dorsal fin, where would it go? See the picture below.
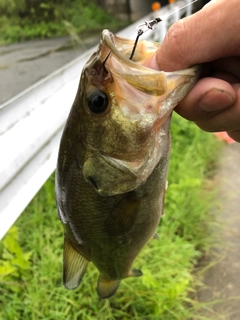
[97,276,121,299]
[63,236,89,290]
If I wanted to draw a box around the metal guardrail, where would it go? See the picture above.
[0,0,194,239]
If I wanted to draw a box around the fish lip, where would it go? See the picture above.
[101,29,147,69]
[101,29,200,77]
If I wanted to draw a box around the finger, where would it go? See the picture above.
[182,83,240,133]
[157,0,240,71]
[175,78,236,121]
[194,83,240,132]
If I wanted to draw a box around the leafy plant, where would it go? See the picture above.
[0,0,127,44]
[0,0,26,16]
[0,226,32,292]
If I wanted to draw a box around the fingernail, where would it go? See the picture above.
[198,88,234,112]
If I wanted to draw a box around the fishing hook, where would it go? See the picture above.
[102,51,111,73]
[129,18,161,60]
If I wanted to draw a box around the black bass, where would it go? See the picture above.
[55,29,199,299]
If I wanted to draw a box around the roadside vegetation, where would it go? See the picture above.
[0,113,222,319]
[0,0,127,44]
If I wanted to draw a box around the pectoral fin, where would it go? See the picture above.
[105,193,141,237]
[63,236,89,290]
[130,268,143,277]
[97,276,121,299]
[152,233,159,240]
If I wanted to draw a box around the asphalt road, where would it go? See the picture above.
[0,34,99,104]
[0,36,240,319]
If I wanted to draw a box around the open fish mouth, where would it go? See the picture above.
[101,29,199,98]
[101,29,169,97]
[102,28,199,76]
[102,29,162,68]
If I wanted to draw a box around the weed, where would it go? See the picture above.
[0,1,127,44]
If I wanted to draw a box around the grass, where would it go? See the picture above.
[0,1,127,44]
[0,113,222,319]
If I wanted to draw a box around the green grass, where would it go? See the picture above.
[0,113,222,319]
[0,1,127,44]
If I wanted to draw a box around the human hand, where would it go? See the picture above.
[148,0,240,142]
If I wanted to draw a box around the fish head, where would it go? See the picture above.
[77,29,199,196]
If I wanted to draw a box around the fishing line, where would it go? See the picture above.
[129,0,198,60]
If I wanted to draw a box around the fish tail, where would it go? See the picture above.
[97,276,121,299]
[63,236,89,290]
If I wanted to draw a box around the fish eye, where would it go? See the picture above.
[87,91,109,114]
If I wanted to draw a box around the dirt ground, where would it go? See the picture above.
[198,142,240,320]
[1,37,240,319]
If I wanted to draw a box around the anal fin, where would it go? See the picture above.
[97,276,120,299]
[63,236,89,290]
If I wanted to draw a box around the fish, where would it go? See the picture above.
[55,29,199,299]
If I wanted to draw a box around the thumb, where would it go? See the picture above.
[155,0,240,71]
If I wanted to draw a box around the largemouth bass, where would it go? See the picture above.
[55,29,199,299]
